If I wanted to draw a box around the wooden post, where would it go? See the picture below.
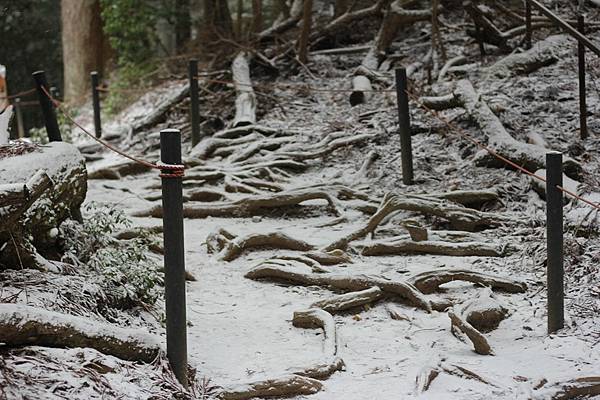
[160,128,188,387]
[546,151,564,334]
[578,14,588,140]
[188,59,201,147]
[91,72,102,138]
[32,71,62,142]
[14,98,24,139]
[395,67,413,185]
[525,1,532,49]
[297,0,313,64]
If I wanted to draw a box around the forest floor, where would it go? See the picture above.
[3,4,600,400]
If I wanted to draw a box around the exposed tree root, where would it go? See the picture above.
[0,304,162,362]
[459,288,509,333]
[88,160,152,180]
[310,287,383,313]
[531,376,600,400]
[293,309,338,356]
[415,361,441,393]
[407,268,527,294]
[245,263,433,312]
[219,374,323,400]
[135,188,342,219]
[305,249,352,265]
[324,192,510,251]
[361,238,503,257]
[206,228,315,261]
[289,357,345,380]
[271,132,376,162]
[448,307,493,355]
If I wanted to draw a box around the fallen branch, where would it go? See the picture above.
[232,51,257,128]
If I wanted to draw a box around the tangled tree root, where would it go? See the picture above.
[324,192,510,251]
[206,228,314,261]
[135,188,342,219]
[407,268,527,294]
[0,304,162,362]
[245,263,433,312]
[219,374,323,400]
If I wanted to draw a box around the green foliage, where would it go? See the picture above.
[61,202,162,309]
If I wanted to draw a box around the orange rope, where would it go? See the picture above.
[406,90,600,212]
[0,88,37,100]
[41,86,184,178]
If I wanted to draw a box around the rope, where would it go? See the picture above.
[405,90,600,212]
[40,86,184,179]
[203,78,398,93]
[0,88,37,101]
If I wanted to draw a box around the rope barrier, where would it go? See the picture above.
[202,78,397,93]
[0,88,37,101]
[405,90,600,212]
[40,86,184,178]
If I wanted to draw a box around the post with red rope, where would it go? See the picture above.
[395,67,414,185]
[32,71,62,142]
[160,128,188,388]
[91,71,102,138]
[546,151,564,334]
[188,59,200,146]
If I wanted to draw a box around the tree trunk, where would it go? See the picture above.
[297,0,313,63]
[202,0,234,42]
[61,0,105,104]
[252,0,263,34]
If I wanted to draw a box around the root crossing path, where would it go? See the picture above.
[85,46,600,399]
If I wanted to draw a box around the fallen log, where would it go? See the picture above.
[453,80,581,178]
[485,34,570,79]
[0,304,162,362]
[232,51,257,128]
[407,268,527,294]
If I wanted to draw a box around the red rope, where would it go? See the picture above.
[0,88,37,100]
[41,86,184,178]
[204,78,397,93]
[406,90,600,212]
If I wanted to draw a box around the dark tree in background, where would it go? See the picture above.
[0,0,62,129]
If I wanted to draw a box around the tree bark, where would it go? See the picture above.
[61,0,105,104]
[297,0,313,64]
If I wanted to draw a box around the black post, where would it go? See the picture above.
[32,71,62,142]
[395,67,413,185]
[160,128,188,388]
[188,59,201,147]
[475,22,486,58]
[546,151,564,334]
[525,1,532,49]
[91,71,102,138]
[14,98,25,139]
[578,15,588,140]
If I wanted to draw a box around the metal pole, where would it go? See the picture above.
[395,67,413,185]
[525,1,532,49]
[14,98,24,139]
[475,21,486,58]
[32,70,62,142]
[188,59,201,147]
[91,71,102,138]
[160,128,188,388]
[546,151,564,334]
[578,15,588,140]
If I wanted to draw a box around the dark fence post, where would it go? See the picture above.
[188,59,200,147]
[160,128,188,388]
[475,22,486,58]
[578,14,588,140]
[546,151,564,334]
[525,1,532,49]
[14,98,24,138]
[395,67,414,185]
[32,71,61,142]
[91,71,102,138]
